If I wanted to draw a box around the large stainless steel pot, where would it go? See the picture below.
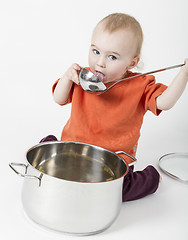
[9,141,136,235]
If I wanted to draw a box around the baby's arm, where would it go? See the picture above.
[156,59,188,110]
[53,63,81,105]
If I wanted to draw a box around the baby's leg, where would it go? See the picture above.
[122,165,160,202]
[39,135,58,143]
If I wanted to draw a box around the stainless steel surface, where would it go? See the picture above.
[26,141,132,182]
[79,68,106,93]
[159,152,188,184]
[9,162,42,186]
[79,63,185,94]
[9,141,137,235]
[115,151,137,166]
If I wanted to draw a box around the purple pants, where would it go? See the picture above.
[40,135,160,202]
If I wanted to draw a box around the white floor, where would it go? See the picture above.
[1,106,188,240]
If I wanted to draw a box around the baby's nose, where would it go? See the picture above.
[97,57,106,68]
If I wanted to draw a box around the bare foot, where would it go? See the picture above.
[159,176,162,183]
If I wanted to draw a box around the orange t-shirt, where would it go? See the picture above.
[52,70,167,164]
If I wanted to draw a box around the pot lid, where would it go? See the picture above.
[159,153,188,184]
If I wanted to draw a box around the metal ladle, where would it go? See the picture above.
[79,63,185,94]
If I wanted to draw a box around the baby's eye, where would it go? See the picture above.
[93,49,100,55]
[109,55,117,60]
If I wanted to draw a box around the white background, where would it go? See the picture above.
[1,0,188,239]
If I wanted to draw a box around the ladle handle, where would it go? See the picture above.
[106,63,185,92]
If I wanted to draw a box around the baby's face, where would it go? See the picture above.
[88,24,139,83]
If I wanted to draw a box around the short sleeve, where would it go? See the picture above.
[143,75,167,116]
[52,78,74,105]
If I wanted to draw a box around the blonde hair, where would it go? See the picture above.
[97,13,143,57]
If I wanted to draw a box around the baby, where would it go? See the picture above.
[50,13,188,201]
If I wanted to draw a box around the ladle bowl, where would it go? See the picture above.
[79,64,184,95]
[79,68,106,93]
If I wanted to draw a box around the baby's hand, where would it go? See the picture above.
[181,59,188,79]
[64,63,81,85]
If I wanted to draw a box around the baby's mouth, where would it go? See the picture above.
[95,71,105,83]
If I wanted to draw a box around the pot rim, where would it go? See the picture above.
[25,140,129,184]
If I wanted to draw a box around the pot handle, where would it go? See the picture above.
[115,151,137,167]
[9,162,42,186]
